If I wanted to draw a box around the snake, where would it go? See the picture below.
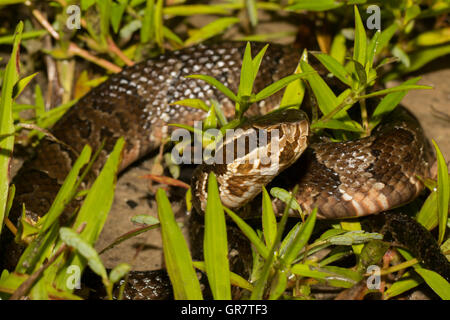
[1,42,449,299]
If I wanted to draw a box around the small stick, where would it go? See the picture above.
[68,43,122,73]
[107,37,135,67]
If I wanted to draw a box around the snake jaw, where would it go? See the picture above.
[191,109,310,214]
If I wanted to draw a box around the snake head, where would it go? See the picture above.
[191,108,310,214]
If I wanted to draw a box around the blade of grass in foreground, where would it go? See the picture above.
[54,137,124,289]
[432,140,449,245]
[204,172,231,300]
[0,22,22,235]
[157,188,202,300]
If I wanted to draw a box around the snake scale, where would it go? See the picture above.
[1,42,449,299]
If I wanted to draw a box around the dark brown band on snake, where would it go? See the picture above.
[1,42,448,299]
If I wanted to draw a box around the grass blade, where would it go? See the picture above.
[312,52,351,86]
[0,22,22,235]
[262,186,276,248]
[282,208,317,265]
[253,72,313,102]
[432,140,449,244]
[204,172,231,299]
[186,74,237,102]
[415,268,450,300]
[157,188,203,299]
[353,5,366,67]
[184,17,239,46]
[224,206,269,259]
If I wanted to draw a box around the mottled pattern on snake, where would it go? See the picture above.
[1,42,448,299]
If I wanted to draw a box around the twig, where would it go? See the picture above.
[107,37,135,67]
[29,7,60,41]
[4,217,17,236]
[68,43,122,73]
[9,223,87,300]
[29,5,122,74]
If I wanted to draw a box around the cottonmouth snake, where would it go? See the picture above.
[1,42,449,299]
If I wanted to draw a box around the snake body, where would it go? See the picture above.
[2,42,449,299]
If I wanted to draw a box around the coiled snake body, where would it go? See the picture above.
[2,42,449,299]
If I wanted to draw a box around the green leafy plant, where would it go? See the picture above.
[0,1,449,300]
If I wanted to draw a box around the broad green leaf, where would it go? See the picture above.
[163,4,230,16]
[110,0,127,34]
[415,268,450,300]
[72,138,124,244]
[251,44,269,84]
[376,22,399,55]
[204,104,217,130]
[403,44,450,73]
[312,52,351,86]
[186,74,237,102]
[59,227,108,280]
[353,6,366,67]
[250,186,298,299]
[253,72,314,102]
[392,45,410,68]
[410,28,450,47]
[246,0,258,27]
[0,270,28,295]
[0,29,46,45]
[141,0,154,44]
[238,31,296,42]
[370,77,420,129]
[330,33,346,65]
[157,188,202,299]
[204,173,231,300]
[239,42,254,99]
[432,140,449,244]
[286,0,343,11]
[163,26,184,46]
[270,187,302,214]
[98,223,160,255]
[109,263,131,284]
[13,72,37,99]
[262,186,277,248]
[300,60,342,117]
[96,0,112,42]
[280,51,306,108]
[154,0,164,47]
[290,263,356,288]
[366,30,380,72]
[282,208,317,266]
[358,84,432,99]
[327,230,383,246]
[311,119,363,132]
[55,138,124,289]
[185,17,239,46]
[192,261,253,291]
[383,272,421,299]
[170,99,209,112]
[0,22,22,235]
[340,220,363,254]
[224,207,269,259]
[268,270,287,300]
[416,190,438,230]
[40,146,92,233]
[131,214,159,226]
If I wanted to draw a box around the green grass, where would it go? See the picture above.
[0,1,448,300]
